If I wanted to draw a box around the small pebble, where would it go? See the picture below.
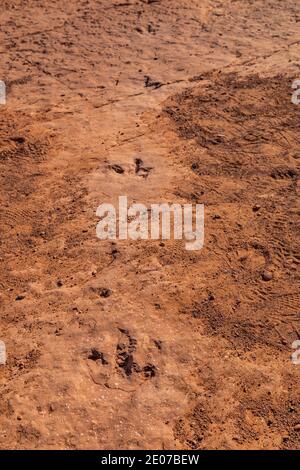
[294,424,300,431]
[15,294,25,301]
[262,271,273,281]
[99,288,111,298]
[110,164,124,174]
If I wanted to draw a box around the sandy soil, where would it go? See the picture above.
[0,0,299,450]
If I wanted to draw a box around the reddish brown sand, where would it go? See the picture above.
[0,0,299,449]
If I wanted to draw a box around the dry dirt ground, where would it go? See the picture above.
[0,0,299,450]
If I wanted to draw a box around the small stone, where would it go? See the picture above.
[294,424,300,431]
[154,339,162,350]
[110,164,124,174]
[88,348,108,365]
[143,363,157,378]
[15,294,25,301]
[56,279,63,287]
[118,328,129,335]
[10,136,25,144]
[252,204,261,212]
[99,288,111,298]
[0,341,6,365]
[262,271,273,281]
